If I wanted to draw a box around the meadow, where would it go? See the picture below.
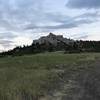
[0,52,100,100]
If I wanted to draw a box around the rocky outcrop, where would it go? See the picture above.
[33,33,74,46]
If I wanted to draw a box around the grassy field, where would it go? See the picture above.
[0,52,100,100]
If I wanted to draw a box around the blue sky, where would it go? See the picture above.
[0,0,100,51]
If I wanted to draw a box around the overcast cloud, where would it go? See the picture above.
[66,0,100,9]
[0,0,100,51]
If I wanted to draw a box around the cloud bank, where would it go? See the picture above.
[66,0,100,9]
[0,0,99,51]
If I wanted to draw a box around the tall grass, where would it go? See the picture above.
[0,52,99,100]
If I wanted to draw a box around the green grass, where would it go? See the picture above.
[0,52,100,100]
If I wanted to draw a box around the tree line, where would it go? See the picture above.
[0,40,100,56]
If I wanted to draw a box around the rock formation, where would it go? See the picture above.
[33,33,74,46]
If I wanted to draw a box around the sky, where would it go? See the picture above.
[0,0,100,51]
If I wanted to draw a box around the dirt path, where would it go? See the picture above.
[40,60,100,100]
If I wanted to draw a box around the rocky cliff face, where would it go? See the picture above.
[33,33,74,46]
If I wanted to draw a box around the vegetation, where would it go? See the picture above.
[0,34,100,99]
[1,40,100,56]
[0,52,100,100]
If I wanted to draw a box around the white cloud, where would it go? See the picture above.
[13,37,32,46]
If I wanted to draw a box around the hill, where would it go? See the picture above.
[0,33,100,56]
